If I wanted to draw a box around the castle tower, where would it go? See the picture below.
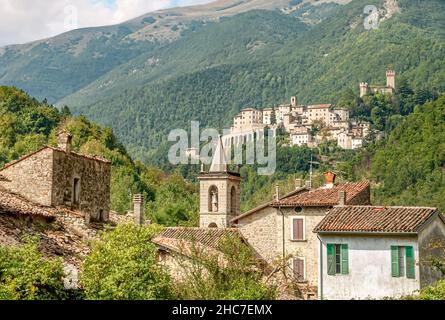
[198,136,241,228]
[386,70,396,89]
[359,82,369,98]
[291,96,298,107]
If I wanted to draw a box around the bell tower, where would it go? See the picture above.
[198,136,241,228]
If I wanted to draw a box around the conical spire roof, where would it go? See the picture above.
[209,135,228,172]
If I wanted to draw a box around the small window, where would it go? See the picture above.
[291,217,305,241]
[73,177,81,205]
[327,243,349,275]
[391,246,415,279]
[295,207,303,213]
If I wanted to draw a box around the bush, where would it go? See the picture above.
[175,235,277,300]
[80,223,173,300]
[0,241,67,300]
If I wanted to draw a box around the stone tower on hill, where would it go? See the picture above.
[360,70,396,97]
[198,136,241,228]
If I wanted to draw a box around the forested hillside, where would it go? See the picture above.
[2,0,444,165]
[62,0,445,164]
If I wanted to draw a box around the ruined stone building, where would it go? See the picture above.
[0,131,111,223]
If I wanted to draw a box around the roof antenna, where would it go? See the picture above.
[309,154,320,188]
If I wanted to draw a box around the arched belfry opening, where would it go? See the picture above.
[230,186,237,214]
[208,185,218,212]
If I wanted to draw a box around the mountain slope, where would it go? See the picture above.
[64,0,445,164]
[1,0,444,165]
[0,0,346,103]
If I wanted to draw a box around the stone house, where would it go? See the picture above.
[314,206,445,300]
[230,172,371,298]
[0,131,111,223]
[153,227,246,281]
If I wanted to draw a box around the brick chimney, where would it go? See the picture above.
[324,171,337,189]
[57,130,72,153]
[133,194,144,225]
[339,191,347,206]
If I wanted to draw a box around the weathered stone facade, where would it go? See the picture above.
[51,149,111,223]
[199,172,241,228]
[0,148,54,206]
[0,132,111,223]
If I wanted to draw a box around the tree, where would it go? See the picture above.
[0,240,67,300]
[174,235,277,300]
[80,223,173,300]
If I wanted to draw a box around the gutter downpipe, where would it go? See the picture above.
[278,206,286,263]
[317,234,323,300]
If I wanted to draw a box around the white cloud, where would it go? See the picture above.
[0,0,212,46]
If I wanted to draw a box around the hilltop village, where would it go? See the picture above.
[0,130,444,300]
[229,70,397,149]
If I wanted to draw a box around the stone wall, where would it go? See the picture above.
[237,206,279,264]
[349,185,371,205]
[418,215,445,288]
[277,207,327,290]
[52,150,111,223]
[0,148,53,206]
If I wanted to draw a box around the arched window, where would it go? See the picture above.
[208,186,218,212]
[208,223,218,228]
[230,186,237,214]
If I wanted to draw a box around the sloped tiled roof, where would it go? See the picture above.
[273,182,370,207]
[314,206,442,234]
[153,227,241,251]
[0,187,56,217]
[0,146,110,173]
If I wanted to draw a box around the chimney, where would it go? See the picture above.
[133,194,144,226]
[324,171,337,189]
[295,179,304,189]
[275,185,280,201]
[291,96,297,107]
[57,130,72,153]
[305,180,312,189]
[339,191,347,206]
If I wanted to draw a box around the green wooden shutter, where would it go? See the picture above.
[341,244,349,275]
[406,246,415,279]
[391,246,399,277]
[327,244,335,275]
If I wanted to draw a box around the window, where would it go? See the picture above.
[291,217,305,241]
[293,257,305,282]
[327,243,348,275]
[391,246,415,279]
[208,186,218,212]
[73,177,81,205]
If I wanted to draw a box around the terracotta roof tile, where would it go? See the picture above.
[273,182,370,207]
[154,227,241,250]
[314,206,440,233]
[0,187,56,217]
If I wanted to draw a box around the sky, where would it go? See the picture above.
[0,0,214,47]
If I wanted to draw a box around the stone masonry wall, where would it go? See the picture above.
[52,150,111,222]
[0,148,53,206]
[237,206,279,263]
